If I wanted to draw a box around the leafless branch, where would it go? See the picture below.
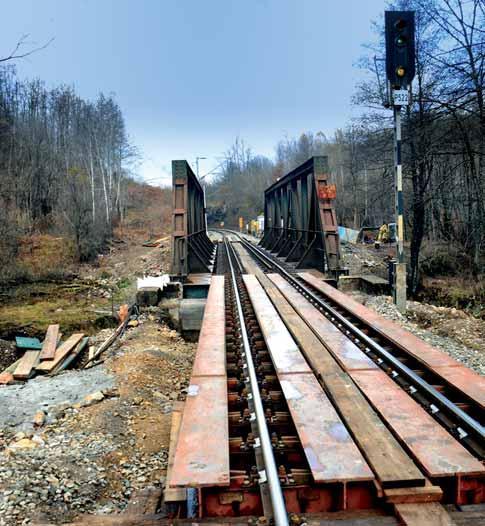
[0,34,54,64]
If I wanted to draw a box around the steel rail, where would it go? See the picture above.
[223,236,289,526]
[222,231,485,446]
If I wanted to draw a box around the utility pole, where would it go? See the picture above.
[385,10,415,313]
[196,156,206,179]
[196,156,208,231]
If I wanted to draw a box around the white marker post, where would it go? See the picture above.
[392,89,407,312]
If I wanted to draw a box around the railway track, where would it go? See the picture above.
[167,230,485,526]
[228,231,485,458]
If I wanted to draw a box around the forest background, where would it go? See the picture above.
[0,0,483,310]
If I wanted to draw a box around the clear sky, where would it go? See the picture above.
[0,0,386,185]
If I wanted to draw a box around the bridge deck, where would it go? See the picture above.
[298,272,485,410]
[267,273,377,372]
[266,271,484,480]
[243,273,374,484]
[350,369,485,478]
[170,275,229,488]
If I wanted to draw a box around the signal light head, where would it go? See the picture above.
[385,11,416,88]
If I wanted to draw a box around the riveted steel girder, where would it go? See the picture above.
[171,160,214,276]
[260,156,341,274]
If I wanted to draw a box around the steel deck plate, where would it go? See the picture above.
[170,376,229,487]
[280,372,374,483]
[298,272,485,409]
[428,365,485,412]
[191,275,226,377]
[268,273,377,371]
[242,274,311,375]
[350,369,485,478]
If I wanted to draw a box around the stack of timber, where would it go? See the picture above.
[0,325,88,385]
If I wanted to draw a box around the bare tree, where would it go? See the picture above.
[0,34,54,63]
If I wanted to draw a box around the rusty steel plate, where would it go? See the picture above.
[242,274,311,375]
[279,372,374,483]
[268,274,377,372]
[431,365,485,411]
[191,275,226,377]
[170,376,230,487]
[350,369,485,478]
[298,272,485,409]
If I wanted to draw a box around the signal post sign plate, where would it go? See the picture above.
[393,89,409,106]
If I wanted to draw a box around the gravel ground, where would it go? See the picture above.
[0,367,115,431]
[352,293,485,375]
[0,393,170,525]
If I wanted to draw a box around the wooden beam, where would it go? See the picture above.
[36,333,84,373]
[165,402,187,503]
[13,351,40,380]
[39,324,60,360]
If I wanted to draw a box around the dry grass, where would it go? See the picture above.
[17,234,76,275]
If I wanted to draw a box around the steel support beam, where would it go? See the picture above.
[171,160,215,276]
[260,156,343,275]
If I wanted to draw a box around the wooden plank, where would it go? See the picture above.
[0,372,15,384]
[242,274,312,375]
[170,376,229,487]
[164,402,187,502]
[50,337,89,375]
[13,350,41,379]
[268,273,377,371]
[34,517,399,526]
[280,372,374,482]
[350,369,485,478]
[384,483,443,503]
[394,502,457,526]
[36,333,85,373]
[299,272,485,410]
[33,515,165,526]
[39,324,60,360]
[15,336,41,350]
[323,371,425,488]
[3,357,22,374]
[191,275,225,377]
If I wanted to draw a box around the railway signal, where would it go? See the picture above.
[384,10,415,313]
[385,11,415,90]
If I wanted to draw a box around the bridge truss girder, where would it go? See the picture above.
[260,156,342,275]
[171,160,214,277]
